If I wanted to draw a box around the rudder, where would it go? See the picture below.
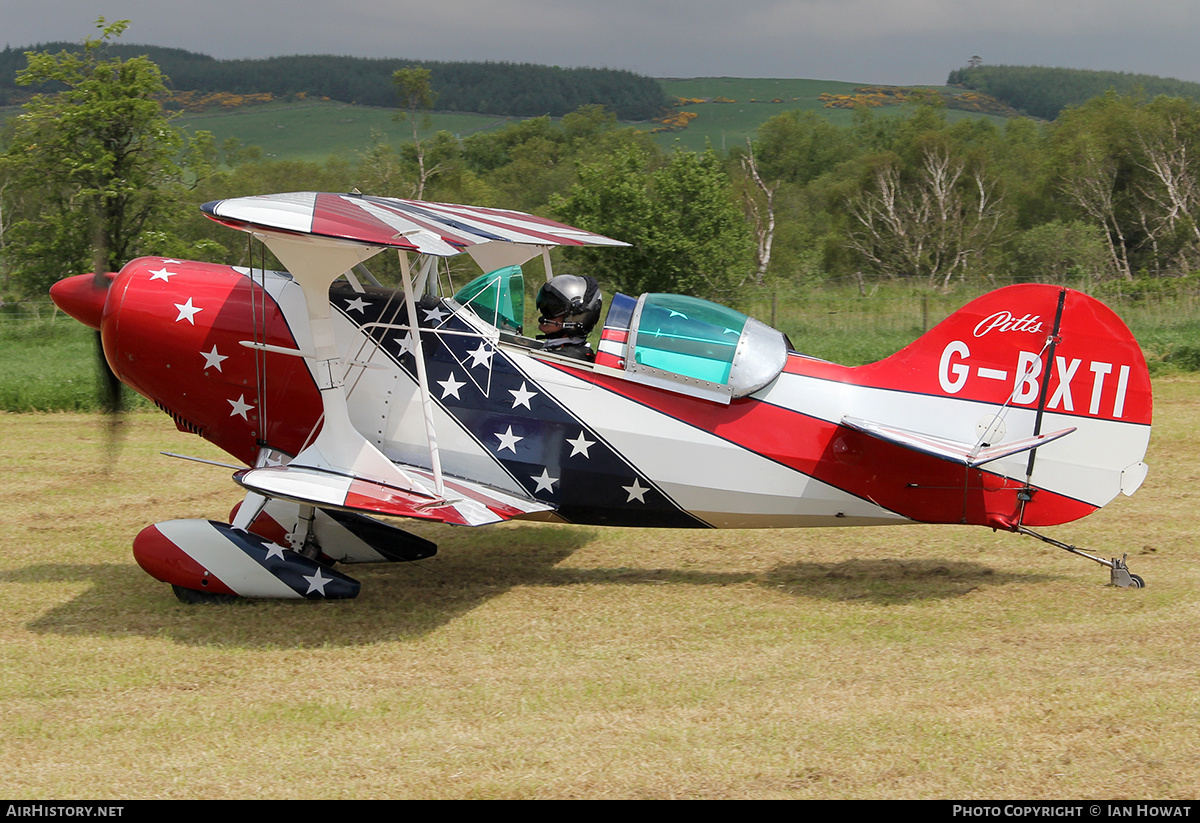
[850,284,1151,526]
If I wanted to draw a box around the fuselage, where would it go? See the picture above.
[71,257,1151,533]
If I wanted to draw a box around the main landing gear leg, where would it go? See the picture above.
[1015,527,1144,588]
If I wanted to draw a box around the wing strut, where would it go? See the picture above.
[398,250,445,497]
[246,231,424,495]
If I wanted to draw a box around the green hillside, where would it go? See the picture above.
[0,40,1023,160]
[0,44,668,120]
[654,78,1012,150]
[176,101,518,164]
[655,77,862,151]
[168,77,1014,162]
[8,39,1197,160]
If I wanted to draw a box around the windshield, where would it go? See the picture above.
[452,265,525,334]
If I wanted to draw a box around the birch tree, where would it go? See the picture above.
[845,143,1006,288]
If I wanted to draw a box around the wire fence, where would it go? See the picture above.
[7,283,1200,336]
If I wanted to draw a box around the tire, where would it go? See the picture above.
[172,584,242,605]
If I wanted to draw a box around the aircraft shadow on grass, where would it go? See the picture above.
[9,526,1045,649]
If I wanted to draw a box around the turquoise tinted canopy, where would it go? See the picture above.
[632,294,749,384]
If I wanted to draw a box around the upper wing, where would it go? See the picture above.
[201,191,629,269]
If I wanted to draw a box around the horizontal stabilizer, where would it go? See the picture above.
[234,464,553,527]
[841,416,1076,468]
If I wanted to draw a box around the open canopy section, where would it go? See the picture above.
[201,192,629,269]
[452,266,526,335]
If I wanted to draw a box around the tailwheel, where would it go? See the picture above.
[1108,555,1145,589]
[172,584,242,605]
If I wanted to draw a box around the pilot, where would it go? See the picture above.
[535,274,602,361]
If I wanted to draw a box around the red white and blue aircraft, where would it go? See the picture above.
[49,192,1153,602]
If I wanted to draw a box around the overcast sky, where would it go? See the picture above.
[7,0,1200,86]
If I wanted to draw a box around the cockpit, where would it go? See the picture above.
[451,266,790,404]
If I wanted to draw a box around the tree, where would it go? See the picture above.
[1011,220,1108,284]
[1127,97,1200,271]
[0,18,199,296]
[553,145,751,298]
[392,67,440,199]
[738,141,778,286]
[355,131,407,198]
[1049,92,1200,279]
[844,141,1007,288]
[754,110,855,185]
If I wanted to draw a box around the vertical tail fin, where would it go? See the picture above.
[849,284,1151,527]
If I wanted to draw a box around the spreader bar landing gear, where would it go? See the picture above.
[1016,526,1145,588]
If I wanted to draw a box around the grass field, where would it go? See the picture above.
[0,376,1196,799]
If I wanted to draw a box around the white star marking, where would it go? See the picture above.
[423,306,448,324]
[494,425,523,453]
[623,479,650,503]
[566,432,595,458]
[437,373,466,400]
[174,298,202,324]
[263,542,287,561]
[149,267,176,282]
[394,333,415,356]
[509,381,537,409]
[201,345,228,372]
[304,568,331,596]
[467,342,494,369]
[532,468,559,493]
[345,296,369,313]
[228,394,255,419]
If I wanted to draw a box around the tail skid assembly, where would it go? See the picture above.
[1016,526,1145,588]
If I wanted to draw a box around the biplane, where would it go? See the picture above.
[49,192,1153,602]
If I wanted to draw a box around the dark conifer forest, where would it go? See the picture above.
[949,64,1200,120]
[0,43,670,120]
